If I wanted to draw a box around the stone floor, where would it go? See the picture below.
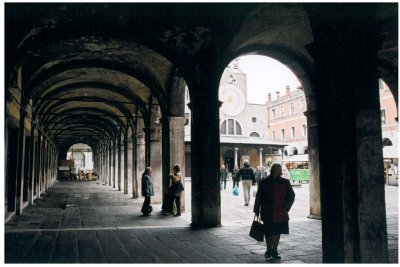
[4,180,398,263]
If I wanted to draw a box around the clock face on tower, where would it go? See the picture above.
[219,84,246,116]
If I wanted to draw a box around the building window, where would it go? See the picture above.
[250,132,260,137]
[220,119,242,136]
[228,119,234,134]
[281,129,285,140]
[235,121,242,135]
[272,131,275,141]
[383,138,393,146]
[280,105,285,116]
[301,99,306,111]
[220,121,227,135]
[302,124,307,137]
[381,109,387,124]
[290,103,295,114]
[291,127,295,138]
[252,117,257,123]
[272,109,275,119]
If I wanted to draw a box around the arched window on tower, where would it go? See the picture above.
[235,121,242,135]
[220,119,243,136]
[250,132,260,137]
[383,138,393,147]
[220,120,227,135]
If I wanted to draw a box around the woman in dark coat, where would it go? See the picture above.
[169,164,184,217]
[141,167,154,216]
[253,163,295,260]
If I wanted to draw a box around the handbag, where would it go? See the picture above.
[249,215,264,242]
[233,185,239,196]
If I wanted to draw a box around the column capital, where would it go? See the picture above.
[234,147,239,151]
[144,126,162,141]
[303,109,317,118]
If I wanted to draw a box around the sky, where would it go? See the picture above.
[237,55,302,104]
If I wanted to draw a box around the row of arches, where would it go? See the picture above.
[5,3,397,263]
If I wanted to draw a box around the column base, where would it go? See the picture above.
[307,214,322,220]
[190,222,221,230]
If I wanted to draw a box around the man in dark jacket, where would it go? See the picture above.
[236,160,256,206]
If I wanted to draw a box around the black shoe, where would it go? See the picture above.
[173,213,181,217]
[142,213,151,216]
[272,250,281,259]
[264,250,272,259]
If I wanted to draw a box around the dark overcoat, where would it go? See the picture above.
[253,176,295,223]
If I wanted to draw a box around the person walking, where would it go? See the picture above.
[232,166,240,188]
[169,164,184,217]
[253,163,295,260]
[258,166,268,187]
[219,165,228,190]
[236,160,256,206]
[255,166,262,187]
[141,167,154,216]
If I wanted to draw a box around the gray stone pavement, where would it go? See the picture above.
[4,179,398,263]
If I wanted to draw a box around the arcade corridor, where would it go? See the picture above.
[5,3,398,263]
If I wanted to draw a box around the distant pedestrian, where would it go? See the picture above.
[232,166,240,188]
[255,166,262,187]
[236,160,256,206]
[259,166,268,187]
[141,167,154,216]
[169,164,184,217]
[254,163,295,260]
[219,165,228,190]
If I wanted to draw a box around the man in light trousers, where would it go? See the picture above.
[236,160,256,206]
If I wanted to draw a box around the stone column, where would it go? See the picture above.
[120,139,125,193]
[304,106,321,220]
[189,75,221,228]
[123,138,129,194]
[169,117,186,211]
[102,146,106,183]
[117,137,122,191]
[112,139,116,188]
[131,135,138,198]
[148,126,163,203]
[259,148,263,166]
[105,145,110,185]
[307,4,388,263]
[40,135,45,195]
[136,132,146,196]
[28,121,36,204]
[15,108,26,215]
[35,131,41,197]
[43,140,48,191]
[108,143,112,186]
[234,147,239,168]
[125,136,134,196]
